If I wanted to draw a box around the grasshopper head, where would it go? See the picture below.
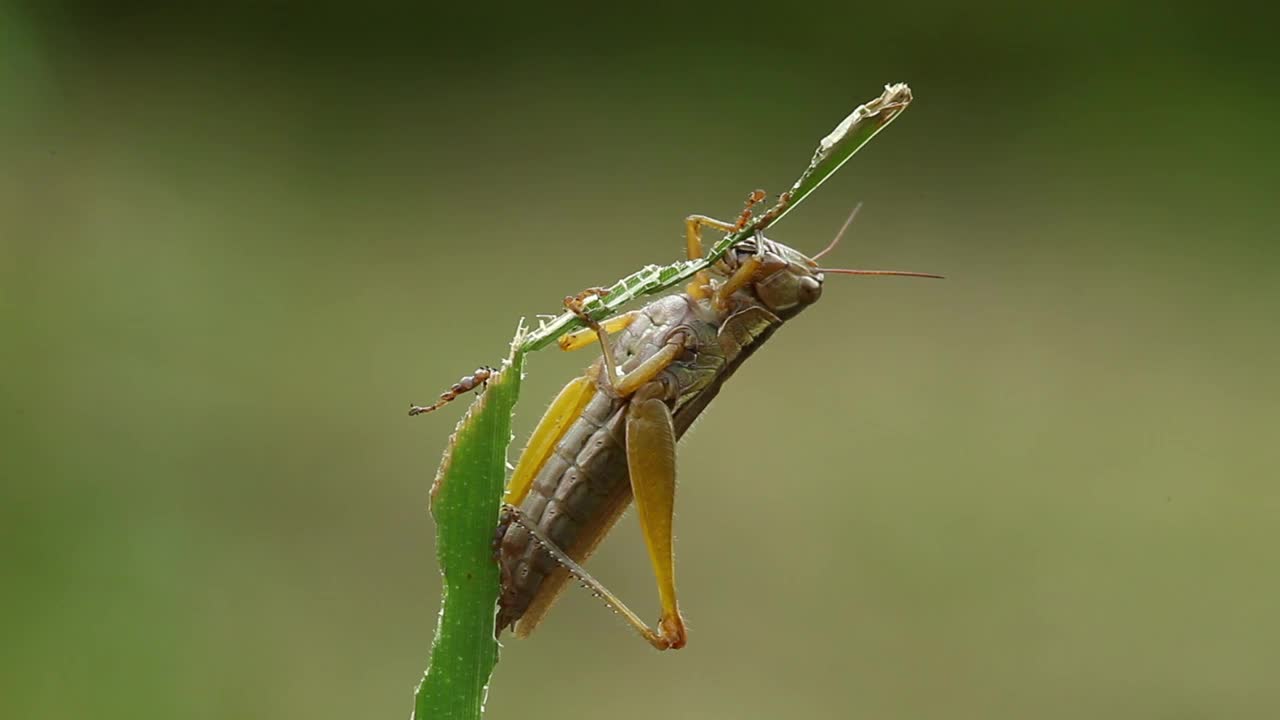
[723,206,943,319]
[724,236,825,320]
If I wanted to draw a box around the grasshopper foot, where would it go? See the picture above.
[657,613,688,650]
[408,366,494,416]
[563,286,610,322]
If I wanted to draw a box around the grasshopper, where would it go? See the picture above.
[414,192,940,650]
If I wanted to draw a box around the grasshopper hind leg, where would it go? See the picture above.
[622,386,687,649]
[501,502,684,650]
[500,352,691,649]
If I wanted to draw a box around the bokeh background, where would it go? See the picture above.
[3,2,1277,718]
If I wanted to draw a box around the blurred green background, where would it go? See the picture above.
[3,2,1277,718]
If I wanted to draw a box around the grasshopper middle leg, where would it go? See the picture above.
[558,312,639,352]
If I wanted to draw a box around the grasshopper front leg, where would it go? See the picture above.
[684,188,767,300]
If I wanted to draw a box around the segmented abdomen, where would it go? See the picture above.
[496,383,630,631]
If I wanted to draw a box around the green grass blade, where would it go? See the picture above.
[413,328,526,720]
[519,260,703,352]
[745,82,913,230]
[519,83,913,353]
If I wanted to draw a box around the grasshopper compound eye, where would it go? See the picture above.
[798,275,822,304]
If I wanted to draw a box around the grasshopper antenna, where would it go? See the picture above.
[811,201,862,262]
[812,202,943,279]
[815,268,945,279]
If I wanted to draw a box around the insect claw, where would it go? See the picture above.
[408,366,495,417]
[563,286,612,322]
[731,188,768,232]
